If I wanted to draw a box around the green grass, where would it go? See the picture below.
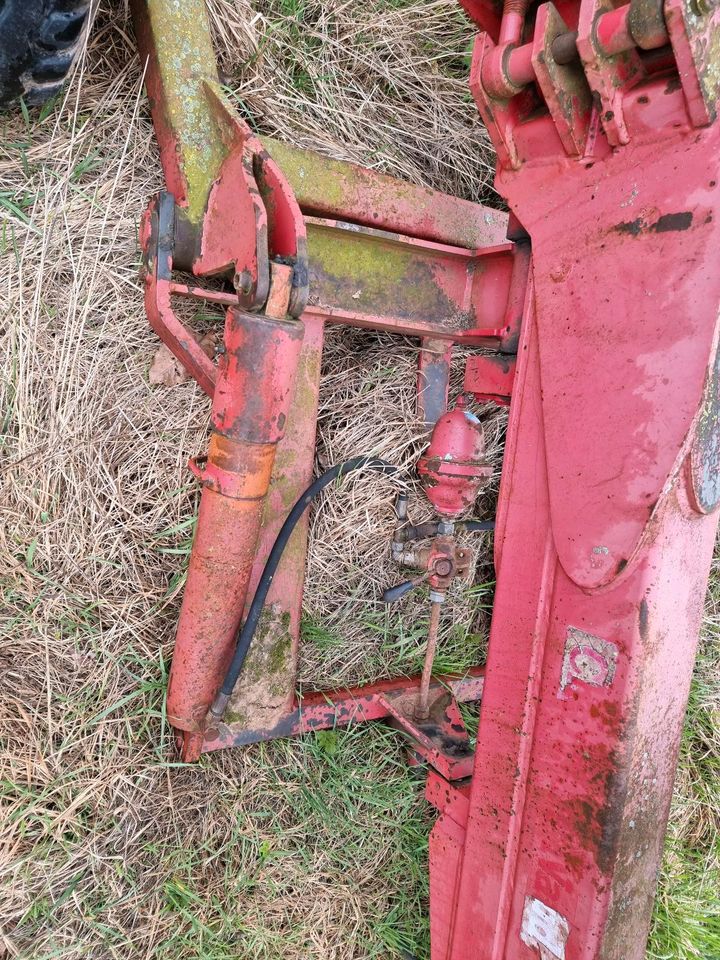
[648,622,720,959]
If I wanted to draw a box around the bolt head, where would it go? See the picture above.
[235,269,254,295]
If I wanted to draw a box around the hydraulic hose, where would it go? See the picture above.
[209,455,397,721]
[462,519,495,533]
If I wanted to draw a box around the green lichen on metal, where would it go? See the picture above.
[241,608,293,684]
[263,139,352,211]
[223,708,248,725]
[144,0,229,224]
[699,24,720,120]
[307,221,459,324]
[268,626,292,673]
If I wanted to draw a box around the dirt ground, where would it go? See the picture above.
[1,2,718,958]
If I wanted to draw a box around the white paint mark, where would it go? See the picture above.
[620,186,639,208]
[558,626,618,699]
[520,896,570,959]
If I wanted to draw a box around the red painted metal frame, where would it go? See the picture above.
[204,670,484,749]
[433,1,720,958]
[134,0,720,957]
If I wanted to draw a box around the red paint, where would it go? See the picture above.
[202,670,485,751]
[463,354,516,405]
[442,4,720,958]
[166,311,304,759]
[418,395,492,517]
[139,2,720,955]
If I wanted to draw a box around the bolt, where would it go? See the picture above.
[433,558,453,577]
[235,269,254,295]
[691,0,717,14]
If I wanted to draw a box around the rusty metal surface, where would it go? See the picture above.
[212,309,304,443]
[168,225,516,345]
[305,218,514,342]
[263,137,508,249]
[576,0,645,146]
[133,3,309,313]
[418,339,452,426]
[416,599,444,719]
[166,311,304,756]
[166,479,268,735]
[203,670,485,751]
[225,317,325,732]
[532,2,592,156]
[137,1,720,956]
[140,194,217,398]
[448,7,720,954]
[666,0,720,126]
[131,0,225,228]
[381,687,475,781]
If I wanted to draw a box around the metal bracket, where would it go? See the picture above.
[576,0,646,146]
[532,3,593,155]
[665,0,720,127]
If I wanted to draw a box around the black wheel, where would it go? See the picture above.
[0,0,90,106]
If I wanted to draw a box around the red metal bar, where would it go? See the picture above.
[203,669,485,750]
[136,4,720,958]
[263,137,508,250]
[166,309,304,760]
[225,316,325,731]
[168,230,517,345]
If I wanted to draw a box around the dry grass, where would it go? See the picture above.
[0,1,717,958]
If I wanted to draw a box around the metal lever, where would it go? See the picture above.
[382,572,428,603]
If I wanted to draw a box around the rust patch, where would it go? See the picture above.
[614,217,644,236]
[651,211,693,233]
[612,212,694,236]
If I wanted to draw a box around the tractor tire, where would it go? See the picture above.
[0,0,90,106]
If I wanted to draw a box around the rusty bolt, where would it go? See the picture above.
[691,0,718,13]
[235,269,254,295]
[433,558,453,577]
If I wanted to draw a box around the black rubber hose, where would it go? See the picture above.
[209,456,397,720]
[461,519,495,533]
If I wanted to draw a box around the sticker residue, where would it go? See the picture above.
[558,626,618,699]
[520,896,570,959]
